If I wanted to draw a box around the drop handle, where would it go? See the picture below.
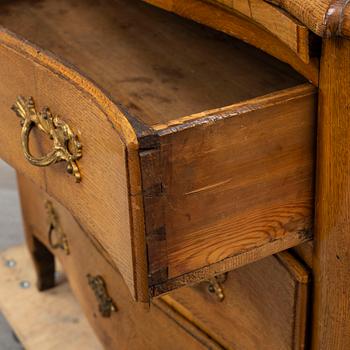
[12,96,82,182]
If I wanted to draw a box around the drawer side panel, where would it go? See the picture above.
[149,85,316,283]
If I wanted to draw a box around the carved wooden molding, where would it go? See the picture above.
[266,0,350,38]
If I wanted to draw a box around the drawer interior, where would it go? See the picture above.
[0,0,306,127]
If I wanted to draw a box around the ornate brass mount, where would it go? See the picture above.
[45,200,70,255]
[87,274,117,318]
[11,96,82,182]
[207,273,228,302]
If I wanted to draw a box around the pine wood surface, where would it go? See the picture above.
[2,1,350,349]
[0,0,307,127]
[266,0,350,38]
[162,251,310,350]
[203,0,312,63]
[292,241,314,268]
[17,178,223,350]
[342,5,350,37]
[0,245,103,350]
[0,0,317,300]
[312,38,350,350]
[144,84,316,288]
[0,36,147,301]
[142,0,319,85]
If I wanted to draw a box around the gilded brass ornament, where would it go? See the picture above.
[207,273,228,302]
[45,200,70,255]
[11,96,82,182]
[87,274,117,317]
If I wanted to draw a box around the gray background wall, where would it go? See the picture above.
[0,160,24,349]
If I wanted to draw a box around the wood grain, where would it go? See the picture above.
[312,37,350,350]
[292,241,314,268]
[0,0,315,300]
[162,251,310,350]
[0,245,103,350]
[342,4,350,37]
[266,0,350,38]
[0,0,308,126]
[17,181,223,350]
[143,0,319,84]
[0,30,147,302]
[150,232,311,297]
[143,84,316,284]
[206,0,311,63]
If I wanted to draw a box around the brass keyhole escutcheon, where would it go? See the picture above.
[207,273,228,302]
[87,274,117,318]
[45,200,70,255]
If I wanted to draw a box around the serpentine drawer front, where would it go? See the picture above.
[17,176,223,350]
[0,0,316,301]
[162,252,310,350]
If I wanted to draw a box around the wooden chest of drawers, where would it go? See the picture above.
[18,174,310,350]
[1,0,350,349]
[17,175,223,350]
[0,0,315,301]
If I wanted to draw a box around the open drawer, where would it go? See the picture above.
[0,0,316,301]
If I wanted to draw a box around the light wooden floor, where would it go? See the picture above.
[0,245,102,350]
[0,161,101,350]
[0,160,24,350]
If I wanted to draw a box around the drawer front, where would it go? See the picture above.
[161,252,310,350]
[17,175,223,350]
[0,31,147,300]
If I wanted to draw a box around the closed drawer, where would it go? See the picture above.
[17,175,223,350]
[162,252,310,350]
[0,0,316,301]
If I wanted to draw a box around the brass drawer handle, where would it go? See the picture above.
[207,273,228,302]
[12,96,82,182]
[87,274,117,317]
[45,200,70,255]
